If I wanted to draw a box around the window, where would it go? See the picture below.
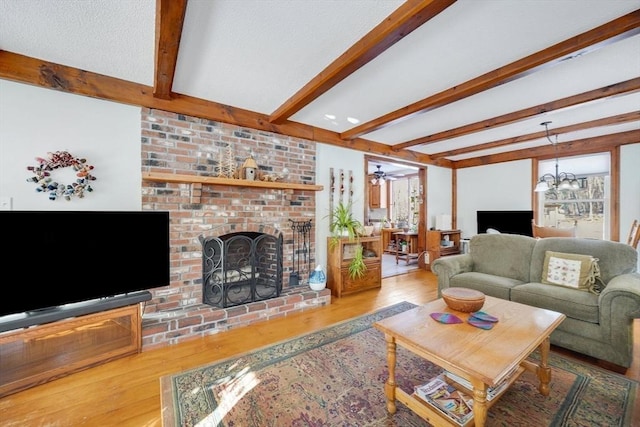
[390,175,420,230]
[537,153,610,240]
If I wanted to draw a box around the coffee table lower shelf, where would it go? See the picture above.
[396,365,526,427]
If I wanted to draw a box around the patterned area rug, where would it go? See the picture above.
[161,301,638,427]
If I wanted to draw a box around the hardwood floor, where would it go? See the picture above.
[1,270,638,426]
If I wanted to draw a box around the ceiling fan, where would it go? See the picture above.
[371,165,387,185]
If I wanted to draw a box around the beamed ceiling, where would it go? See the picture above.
[1,0,639,170]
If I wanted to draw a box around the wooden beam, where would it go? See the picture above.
[532,159,540,218]
[153,0,188,100]
[268,0,455,124]
[0,50,447,168]
[340,10,640,141]
[452,130,640,169]
[393,78,640,150]
[0,50,154,99]
[611,146,621,242]
[429,111,640,159]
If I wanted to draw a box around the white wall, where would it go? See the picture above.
[315,143,366,270]
[620,144,640,236]
[426,164,452,230]
[0,80,141,211]
[456,159,533,238]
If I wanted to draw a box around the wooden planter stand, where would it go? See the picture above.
[327,236,382,297]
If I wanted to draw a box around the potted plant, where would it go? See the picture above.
[329,200,361,238]
[327,201,367,279]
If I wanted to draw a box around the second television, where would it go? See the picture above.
[476,210,534,237]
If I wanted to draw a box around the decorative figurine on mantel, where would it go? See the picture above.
[261,167,290,182]
[242,155,258,180]
[216,145,236,178]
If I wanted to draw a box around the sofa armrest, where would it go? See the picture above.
[599,272,640,319]
[597,273,640,365]
[431,254,474,297]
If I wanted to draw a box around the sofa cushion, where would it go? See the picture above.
[469,234,537,282]
[530,237,638,284]
[511,282,599,324]
[450,272,523,300]
[541,250,600,292]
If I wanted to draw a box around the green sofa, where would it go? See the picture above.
[431,233,640,368]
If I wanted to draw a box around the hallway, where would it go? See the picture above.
[381,253,420,278]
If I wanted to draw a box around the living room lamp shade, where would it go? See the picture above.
[242,155,258,180]
[534,122,580,193]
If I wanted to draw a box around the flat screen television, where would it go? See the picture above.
[477,210,534,237]
[0,210,170,317]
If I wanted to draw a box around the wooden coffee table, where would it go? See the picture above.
[373,296,565,427]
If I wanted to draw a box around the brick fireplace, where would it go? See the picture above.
[139,108,330,350]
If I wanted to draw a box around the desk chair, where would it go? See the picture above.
[627,219,639,249]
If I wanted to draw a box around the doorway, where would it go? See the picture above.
[364,156,426,278]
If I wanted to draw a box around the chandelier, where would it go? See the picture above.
[534,121,580,192]
[370,165,386,185]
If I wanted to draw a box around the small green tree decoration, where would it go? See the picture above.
[216,145,236,178]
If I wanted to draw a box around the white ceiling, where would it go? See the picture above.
[1,0,638,170]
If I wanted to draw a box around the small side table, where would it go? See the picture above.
[382,228,403,253]
[393,231,419,265]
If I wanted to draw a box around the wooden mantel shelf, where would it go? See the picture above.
[143,172,324,192]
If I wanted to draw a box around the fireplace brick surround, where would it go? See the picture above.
[140,108,330,350]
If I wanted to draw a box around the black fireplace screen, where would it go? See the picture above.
[200,231,283,308]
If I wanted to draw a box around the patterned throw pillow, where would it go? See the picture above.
[541,251,604,294]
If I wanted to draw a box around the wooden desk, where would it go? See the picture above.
[393,231,419,265]
[381,228,402,253]
[373,296,565,427]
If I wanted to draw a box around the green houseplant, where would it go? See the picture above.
[328,201,367,279]
[329,200,361,239]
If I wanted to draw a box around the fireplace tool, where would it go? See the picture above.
[288,219,312,286]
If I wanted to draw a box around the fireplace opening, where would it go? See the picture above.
[200,231,283,308]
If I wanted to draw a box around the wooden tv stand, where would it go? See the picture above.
[0,293,149,398]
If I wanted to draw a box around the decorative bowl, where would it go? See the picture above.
[441,288,485,312]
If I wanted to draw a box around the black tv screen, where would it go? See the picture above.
[477,210,534,236]
[0,211,170,317]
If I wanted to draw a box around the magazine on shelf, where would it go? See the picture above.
[414,374,474,426]
[444,367,517,401]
